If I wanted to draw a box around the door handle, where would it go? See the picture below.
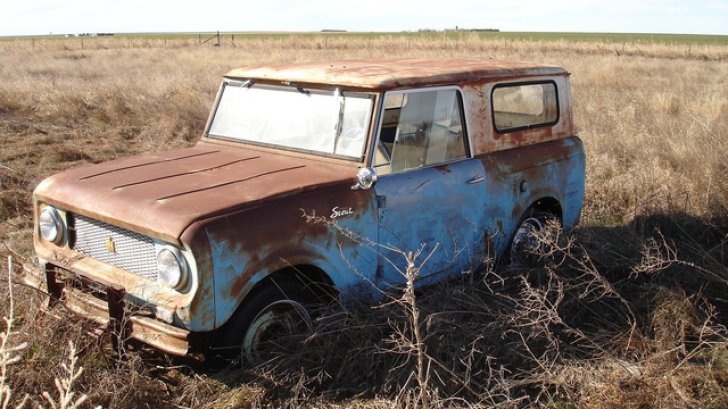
[467,175,485,185]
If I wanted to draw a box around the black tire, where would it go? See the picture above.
[509,209,559,267]
[222,279,316,367]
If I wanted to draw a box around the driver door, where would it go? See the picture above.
[372,88,487,289]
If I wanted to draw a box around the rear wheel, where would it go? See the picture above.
[224,280,315,367]
[509,210,558,266]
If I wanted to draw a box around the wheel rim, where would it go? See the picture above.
[510,217,545,265]
[242,300,312,366]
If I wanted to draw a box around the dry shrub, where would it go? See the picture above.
[233,219,728,408]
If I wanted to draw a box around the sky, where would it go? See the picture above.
[2,0,727,37]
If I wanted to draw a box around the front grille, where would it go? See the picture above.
[72,214,158,280]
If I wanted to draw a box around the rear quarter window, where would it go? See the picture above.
[492,82,559,133]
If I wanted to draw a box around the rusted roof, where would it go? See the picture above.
[224,58,568,90]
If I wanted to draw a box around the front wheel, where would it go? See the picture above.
[224,280,315,367]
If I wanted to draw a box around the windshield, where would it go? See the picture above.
[207,82,374,160]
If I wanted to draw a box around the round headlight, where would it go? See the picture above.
[157,248,187,289]
[39,207,64,244]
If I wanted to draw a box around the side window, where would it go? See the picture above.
[492,82,559,133]
[374,89,467,174]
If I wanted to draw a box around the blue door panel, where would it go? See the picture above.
[374,159,487,288]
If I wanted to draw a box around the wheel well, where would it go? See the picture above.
[528,197,562,221]
[261,264,336,302]
[204,264,335,354]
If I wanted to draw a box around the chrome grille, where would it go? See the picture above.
[72,214,158,280]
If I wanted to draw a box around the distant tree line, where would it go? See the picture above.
[65,33,115,37]
[416,27,500,33]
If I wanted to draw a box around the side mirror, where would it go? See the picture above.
[351,167,378,191]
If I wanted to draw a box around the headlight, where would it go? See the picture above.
[157,248,188,289]
[39,206,65,244]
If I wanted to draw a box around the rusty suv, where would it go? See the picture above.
[26,59,586,365]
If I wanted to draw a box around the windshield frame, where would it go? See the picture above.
[205,80,376,162]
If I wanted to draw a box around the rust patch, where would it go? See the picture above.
[226,59,568,91]
[434,164,453,174]
[202,180,376,324]
[33,142,358,243]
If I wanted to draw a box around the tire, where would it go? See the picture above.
[223,279,316,367]
[509,209,559,267]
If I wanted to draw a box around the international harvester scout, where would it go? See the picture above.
[26,59,586,365]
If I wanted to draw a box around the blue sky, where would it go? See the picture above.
[2,0,727,37]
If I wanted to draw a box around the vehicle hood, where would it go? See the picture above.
[34,142,356,242]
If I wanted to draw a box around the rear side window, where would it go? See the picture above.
[492,82,558,133]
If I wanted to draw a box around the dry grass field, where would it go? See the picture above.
[1,34,728,408]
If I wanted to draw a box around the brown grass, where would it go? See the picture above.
[1,34,728,408]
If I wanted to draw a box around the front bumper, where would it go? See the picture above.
[24,262,190,356]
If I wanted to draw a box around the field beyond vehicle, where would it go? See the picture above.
[25,58,585,366]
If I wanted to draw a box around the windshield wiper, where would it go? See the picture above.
[228,79,253,88]
[285,81,310,95]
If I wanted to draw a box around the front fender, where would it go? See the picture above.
[202,185,380,329]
